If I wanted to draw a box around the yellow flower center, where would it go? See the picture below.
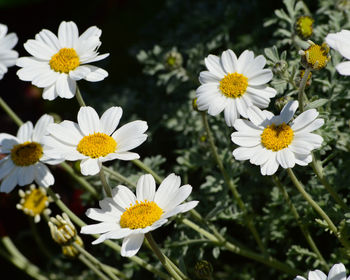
[49,48,80,73]
[120,200,163,229]
[296,16,314,39]
[77,132,117,158]
[11,141,43,166]
[22,189,49,216]
[219,73,248,98]
[304,43,330,70]
[261,123,294,151]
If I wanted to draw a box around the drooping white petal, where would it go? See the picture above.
[80,158,101,176]
[276,148,295,169]
[327,263,346,280]
[121,233,145,257]
[250,146,272,166]
[55,74,76,99]
[0,168,19,193]
[136,174,156,202]
[34,163,54,187]
[224,99,239,127]
[0,158,14,180]
[279,100,299,123]
[17,166,35,186]
[42,84,58,100]
[83,65,108,82]
[207,94,227,116]
[260,153,279,176]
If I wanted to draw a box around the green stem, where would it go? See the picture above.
[102,166,136,188]
[76,85,86,107]
[287,168,338,233]
[47,187,169,279]
[99,167,113,197]
[0,96,23,126]
[78,254,110,280]
[132,159,163,184]
[298,67,311,113]
[1,236,48,280]
[28,218,53,259]
[145,233,186,280]
[200,112,267,255]
[182,218,301,276]
[73,243,123,280]
[60,162,99,199]
[272,175,328,270]
[310,153,350,212]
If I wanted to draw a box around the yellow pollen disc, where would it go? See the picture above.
[49,48,80,73]
[11,141,43,166]
[22,189,49,216]
[305,44,330,70]
[120,200,163,229]
[261,123,294,151]
[219,73,248,98]
[296,16,314,39]
[77,132,117,158]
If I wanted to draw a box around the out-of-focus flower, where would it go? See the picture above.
[0,23,18,80]
[231,101,324,175]
[164,49,183,70]
[43,106,148,176]
[196,49,276,127]
[326,29,350,76]
[16,184,52,223]
[81,173,198,257]
[294,263,347,280]
[299,41,330,70]
[194,260,213,280]
[0,114,63,193]
[16,21,109,100]
[295,16,314,40]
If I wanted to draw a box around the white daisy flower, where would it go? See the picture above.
[0,115,63,193]
[16,21,109,100]
[196,49,276,127]
[231,100,324,176]
[81,173,198,257]
[43,106,148,176]
[294,263,348,280]
[0,23,18,80]
[326,29,350,75]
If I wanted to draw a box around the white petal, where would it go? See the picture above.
[207,94,227,116]
[289,140,314,154]
[35,29,60,51]
[325,33,340,51]
[328,263,346,280]
[58,21,79,48]
[162,201,199,219]
[232,145,261,161]
[204,54,225,78]
[233,119,261,132]
[69,66,91,80]
[121,234,144,257]
[85,207,122,222]
[77,106,101,135]
[33,114,54,142]
[32,70,59,88]
[17,166,35,186]
[23,39,55,60]
[154,173,181,209]
[0,158,14,180]
[276,149,295,169]
[295,118,324,133]
[83,65,108,82]
[246,87,271,108]
[81,222,120,234]
[136,174,156,201]
[237,50,254,74]
[308,270,327,280]
[103,152,140,161]
[235,97,248,118]
[80,53,109,64]
[244,55,266,74]
[279,100,299,124]
[293,133,323,149]
[100,107,123,135]
[55,74,76,99]
[16,65,51,83]
[0,168,19,193]
[247,105,269,126]
[250,147,271,165]
[42,84,58,100]
[248,69,273,85]
[260,153,279,176]
[79,26,101,41]
[294,276,307,280]
[291,109,318,131]
[0,133,19,152]
[80,158,101,176]
[221,49,238,73]
[336,61,350,76]
[224,99,239,127]
[112,185,136,209]
[0,32,18,50]
[17,121,34,142]
[47,121,82,145]
[92,229,131,244]
[162,184,193,211]
[199,71,220,84]
[34,163,54,187]
[231,131,261,147]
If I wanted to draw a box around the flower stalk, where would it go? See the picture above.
[298,66,311,112]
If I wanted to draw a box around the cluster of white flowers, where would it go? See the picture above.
[0,18,349,270]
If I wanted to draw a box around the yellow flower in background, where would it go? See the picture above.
[295,16,314,39]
